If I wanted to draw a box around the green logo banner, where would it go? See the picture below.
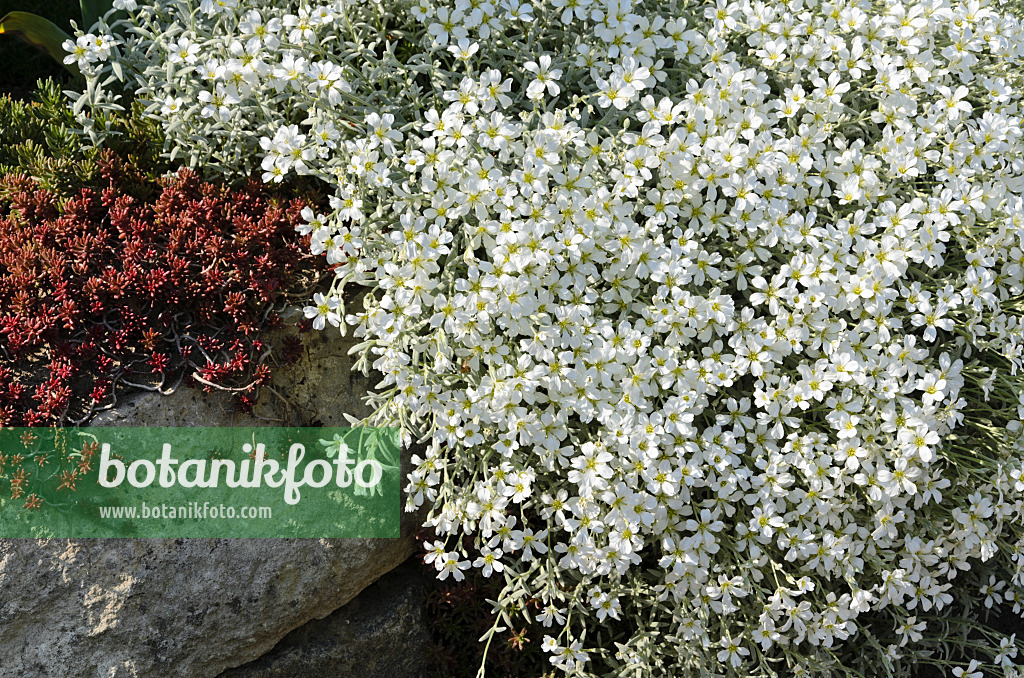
[0,427,401,538]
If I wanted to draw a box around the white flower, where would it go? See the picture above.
[199,0,237,17]
[160,96,184,116]
[304,293,341,330]
[717,633,750,668]
[197,84,241,122]
[596,73,634,110]
[523,55,562,100]
[283,7,317,43]
[537,604,565,627]
[505,0,534,22]
[63,34,113,68]
[473,547,504,576]
[62,36,90,66]
[551,0,590,25]
[437,551,470,581]
[168,36,200,65]
[952,660,984,678]
[447,37,479,61]
[588,588,622,621]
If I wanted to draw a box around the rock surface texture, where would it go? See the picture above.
[217,559,432,678]
[0,309,425,678]
[0,537,417,678]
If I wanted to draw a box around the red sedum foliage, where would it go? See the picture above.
[0,155,327,426]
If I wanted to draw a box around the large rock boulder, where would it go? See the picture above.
[0,536,417,678]
[217,559,432,678]
[0,307,424,678]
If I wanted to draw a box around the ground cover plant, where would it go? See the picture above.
[66,0,1024,675]
[0,76,165,197]
[0,80,329,434]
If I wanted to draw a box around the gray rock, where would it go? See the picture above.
[257,304,381,428]
[217,559,432,678]
[0,536,417,678]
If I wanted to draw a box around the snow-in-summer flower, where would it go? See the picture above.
[304,292,340,330]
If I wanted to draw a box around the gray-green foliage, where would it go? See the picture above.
[66,0,420,181]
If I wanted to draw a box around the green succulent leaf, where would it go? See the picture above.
[0,11,78,76]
